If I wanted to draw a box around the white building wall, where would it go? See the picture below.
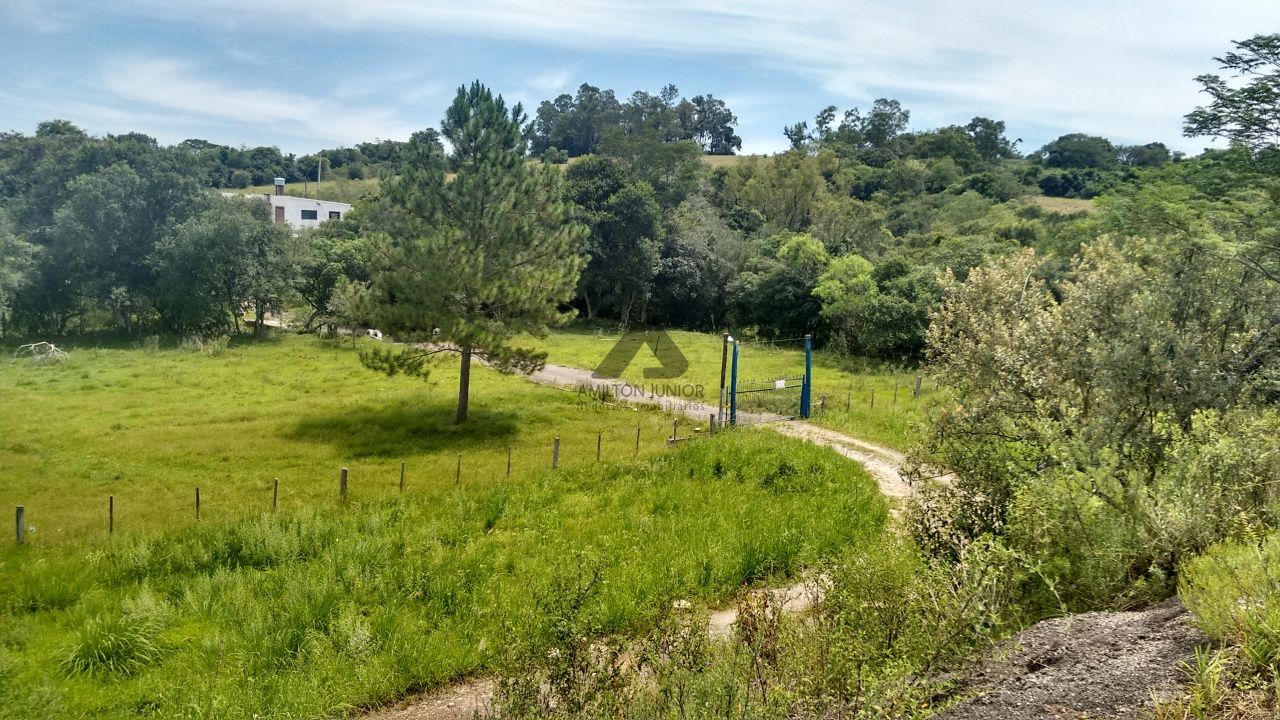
[222,192,353,229]
[267,196,353,229]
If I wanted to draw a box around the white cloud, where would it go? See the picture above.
[2,0,72,33]
[100,58,418,145]
[528,68,573,95]
[118,0,1280,150]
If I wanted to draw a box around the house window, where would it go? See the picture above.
[328,210,342,219]
[300,209,318,220]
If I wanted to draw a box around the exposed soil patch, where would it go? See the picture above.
[362,679,495,720]
[937,598,1210,720]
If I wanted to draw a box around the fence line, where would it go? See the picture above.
[8,422,740,545]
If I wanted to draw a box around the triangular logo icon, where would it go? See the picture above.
[592,330,689,380]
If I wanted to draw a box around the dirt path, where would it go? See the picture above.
[361,365,907,720]
[529,363,913,501]
[359,360,1203,719]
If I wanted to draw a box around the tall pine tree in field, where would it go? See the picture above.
[363,82,585,423]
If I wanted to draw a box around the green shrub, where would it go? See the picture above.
[1159,535,1280,717]
[62,614,163,677]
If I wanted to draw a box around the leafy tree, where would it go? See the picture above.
[731,152,825,231]
[566,156,661,323]
[650,196,747,329]
[808,195,892,257]
[908,126,982,172]
[294,216,374,331]
[0,211,34,337]
[362,83,586,423]
[152,196,294,334]
[687,94,742,155]
[1119,142,1171,167]
[1184,33,1280,152]
[731,232,829,339]
[530,84,622,157]
[815,255,932,357]
[915,202,1280,600]
[599,131,705,208]
[965,116,1019,162]
[1035,133,1118,169]
[31,161,204,332]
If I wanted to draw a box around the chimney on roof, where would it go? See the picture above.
[274,177,286,196]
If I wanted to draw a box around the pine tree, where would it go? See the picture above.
[362,82,585,423]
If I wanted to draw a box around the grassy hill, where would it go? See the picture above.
[0,332,886,717]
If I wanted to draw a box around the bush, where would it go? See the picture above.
[62,614,163,677]
[1161,535,1280,717]
[490,535,1038,719]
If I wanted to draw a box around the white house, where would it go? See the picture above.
[226,178,352,230]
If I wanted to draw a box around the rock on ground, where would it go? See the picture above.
[937,598,1209,720]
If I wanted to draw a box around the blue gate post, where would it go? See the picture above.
[800,334,813,418]
[729,339,740,426]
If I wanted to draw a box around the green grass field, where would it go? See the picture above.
[526,326,937,451]
[0,334,885,718]
[1026,194,1094,215]
[0,334,685,543]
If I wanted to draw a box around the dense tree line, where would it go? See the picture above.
[0,64,1237,363]
[530,83,743,158]
[176,137,408,188]
[0,123,298,335]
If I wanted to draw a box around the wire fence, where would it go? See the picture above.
[9,423,693,547]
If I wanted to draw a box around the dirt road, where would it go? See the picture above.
[361,361,1203,719]
[529,363,913,501]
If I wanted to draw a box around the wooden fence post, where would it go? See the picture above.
[870,389,875,408]
[635,426,641,457]
[846,391,852,412]
[596,431,602,462]
[15,506,23,545]
[506,446,513,478]
[109,495,114,534]
[273,479,279,511]
[456,454,462,485]
[709,413,717,435]
[671,419,678,445]
[553,436,561,469]
[339,468,348,501]
[913,375,922,398]
[819,396,827,415]
[893,385,899,409]
[195,487,201,520]
[399,463,405,492]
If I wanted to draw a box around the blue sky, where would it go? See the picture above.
[2,1,1278,156]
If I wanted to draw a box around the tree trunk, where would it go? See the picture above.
[456,343,472,423]
[254,300,266,336]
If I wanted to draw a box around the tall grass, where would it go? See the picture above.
[0,430,885,718]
